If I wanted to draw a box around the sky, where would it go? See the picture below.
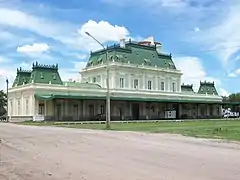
[1,0,240,96]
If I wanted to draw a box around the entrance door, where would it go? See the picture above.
[89,105,94,118]
[132,103,140,120]
[73,105,78,120]
[119,107,123,120]
[173,104,179,119]
[56,105,61,121]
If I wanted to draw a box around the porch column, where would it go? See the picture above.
[44,100,47,116]
[178,103,182,119]
[206,104,210,117]
[65,99,68,117]
[82,100,85,117]
[219,105,223,117]
[196,104,199,118]
[61,100,64,120]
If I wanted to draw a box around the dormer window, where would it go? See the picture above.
[40,72,44,79]
[53,73,56,80]
[88,60,93,66]
[144,58,151,65]
[98,57,103,64]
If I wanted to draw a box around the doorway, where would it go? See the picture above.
[132,103,140,120]
[173,104,179,119]
[56,105,61,121]
[89,105,94,118]
[73,105,78,120]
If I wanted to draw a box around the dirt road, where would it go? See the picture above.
[0,123,240,180]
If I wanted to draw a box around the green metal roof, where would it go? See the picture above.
[35,93,221,104]
[86,41,176,70]
[29,62,63,85]
[12,62,63,87]
[198,81,218,95]
[12,68,31,87]
[181,84,194,93]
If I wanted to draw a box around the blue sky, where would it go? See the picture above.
[0,0,240,95]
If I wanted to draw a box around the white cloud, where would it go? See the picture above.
[160,0,187,7]
[174,56,222,92]
[194,27,200,32]
[234,68,240,75]
[72,61,87,71]
[0,56,11,63]
[228,73,237,78]
[101,0,187,8]
[59,61,87,82]
[79,20,129,42]
[219,88,229,97]
[0,65,17,91]
[227,68,240,78]
[0,8,77,44]
[77,20,130,51]
[0,8,132,52]
[0,6,134,52]
[17,43,50,54]
[192,3,240,67]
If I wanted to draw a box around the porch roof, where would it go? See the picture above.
[35,93,222,104]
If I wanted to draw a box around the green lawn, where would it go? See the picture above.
[18,120,240,141]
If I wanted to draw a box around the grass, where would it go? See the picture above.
[18,120,240,141]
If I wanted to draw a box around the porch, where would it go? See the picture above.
[36,99,222,121]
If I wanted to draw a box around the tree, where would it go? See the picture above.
[222,93,240,112]
[0,90,7,116]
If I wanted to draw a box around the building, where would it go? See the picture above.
[8,37,223,122]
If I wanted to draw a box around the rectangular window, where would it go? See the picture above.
[172,82,176,92]
[134,79,138,89]
[97,76,101,82]
[26,100,29,115]
[120,78,124,88]
[148,80,152,90]
[92,77,96,83]
[10,101,13,115]
[161,82,165,91]
[18,100,21,115]
[39,104,45,115]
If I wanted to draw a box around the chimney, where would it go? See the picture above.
[156,44,162,53]
[120,38,125,48]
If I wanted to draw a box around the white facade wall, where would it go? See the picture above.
[8,90,35,117]
[81,64,182,93]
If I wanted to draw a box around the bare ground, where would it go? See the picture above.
[0,123,240,180]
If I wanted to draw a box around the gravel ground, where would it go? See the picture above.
[0,123,240,180]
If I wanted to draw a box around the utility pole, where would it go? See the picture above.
[85,32,111,129]
[6,78,9,122]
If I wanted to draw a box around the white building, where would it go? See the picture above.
[8,37,223,122]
